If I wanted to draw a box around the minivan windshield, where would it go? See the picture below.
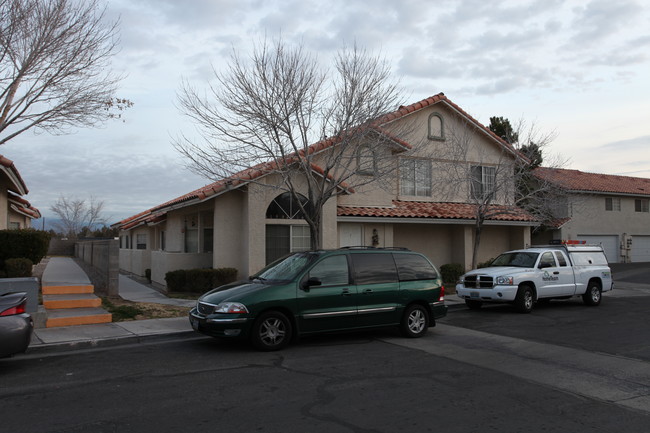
[490,252,539,268]
[252,252,319,282]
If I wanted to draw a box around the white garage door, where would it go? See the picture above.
[631,236,650,262]
[577,235,619,263]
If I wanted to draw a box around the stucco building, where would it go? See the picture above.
[533,167,650,263]
[0,155,40,229]
[114,93,537,288]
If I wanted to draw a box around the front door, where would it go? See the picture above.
[297,254,357,333]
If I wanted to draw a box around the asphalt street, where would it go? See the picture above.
[2,287,649,433]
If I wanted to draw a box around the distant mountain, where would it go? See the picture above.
[29,218,110,233]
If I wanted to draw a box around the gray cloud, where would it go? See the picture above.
[599,135,650,150]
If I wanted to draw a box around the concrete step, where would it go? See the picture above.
[42,285,94,295]
[46,308,112,328]
[43,293,102,310]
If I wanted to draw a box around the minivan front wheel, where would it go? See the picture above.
[251,311,292,351]
[401,304,429,338]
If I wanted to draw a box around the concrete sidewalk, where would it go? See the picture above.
[28,257,197,355]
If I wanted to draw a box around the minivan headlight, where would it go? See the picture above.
[214,302,249,314]
[496,276,514,285]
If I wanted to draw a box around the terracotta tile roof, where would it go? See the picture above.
[338,200,536,222]
[0,154,28,195]
[115,92,527,229]
[534,167,650,196]
[376,92,523,160]
[113,158,353,229]
[8,192,41,219]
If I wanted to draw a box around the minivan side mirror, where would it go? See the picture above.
[301,277,322,291]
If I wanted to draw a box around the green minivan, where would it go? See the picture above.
[189,247,447,351]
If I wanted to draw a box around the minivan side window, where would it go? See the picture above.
[308,255,349,286]
[393,253,438,281]
[351,253,398,285]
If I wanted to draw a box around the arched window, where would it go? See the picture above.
[357,145,376,175]
[428,113,445,141]
[266,192,312,219]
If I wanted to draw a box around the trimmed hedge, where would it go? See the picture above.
[165,268,238,293]
[477,258,495,268]
[5,258,33,278]
[440,263,465,284]
[0,229,51,269]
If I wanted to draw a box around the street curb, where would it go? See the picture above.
[25,330,200,356]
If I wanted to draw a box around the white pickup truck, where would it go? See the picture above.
[456,244,614,313]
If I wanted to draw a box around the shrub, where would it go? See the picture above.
[477,258,495,268]
[0,229,51,266]
[165,267,238,293]
[440,263,465,284]
[145,268,151,282]
[4,258,33,278]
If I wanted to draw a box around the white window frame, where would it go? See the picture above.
[400,158,432,197]
[635,199,649,213]
[471,165,496,200]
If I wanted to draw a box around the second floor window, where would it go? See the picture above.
[400,159,431,197]
[635,199,649,213]
[605,197,621,211]
[470,165,496,200]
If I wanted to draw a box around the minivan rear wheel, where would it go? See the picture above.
[251,311,292,351]
[400,304,429,338]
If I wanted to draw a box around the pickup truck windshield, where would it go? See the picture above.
[491,252,539,268]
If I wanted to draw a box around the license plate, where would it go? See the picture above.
[470,292,480,299]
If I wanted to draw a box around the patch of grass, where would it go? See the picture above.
[102,297,144,321]
[166,292,203,300]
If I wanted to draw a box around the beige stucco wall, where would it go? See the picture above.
[214,189,248,277]
[560,194,650,238]
[151,250,213,287]
[0,179,8,229]
[337,102,517,207]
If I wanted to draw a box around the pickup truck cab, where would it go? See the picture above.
[456,245,613,313]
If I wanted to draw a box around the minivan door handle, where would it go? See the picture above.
[341,288,352,296]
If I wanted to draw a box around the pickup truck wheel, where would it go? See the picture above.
[400,304,429,338]
[582,282,602,306]
[465,300,483,310]
[514,285,534,314]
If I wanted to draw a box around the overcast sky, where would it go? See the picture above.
[3,0,650,224]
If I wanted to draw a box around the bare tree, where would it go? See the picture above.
[434,118,562,269]
[0,0,129,146]
[50,195,107,238]
[175,38,406,249]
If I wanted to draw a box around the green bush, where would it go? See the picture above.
[165,267,238,293]
[440,263,465,284]
[0,229,51,266]
[477,258,495,268]
[4,258,33,278]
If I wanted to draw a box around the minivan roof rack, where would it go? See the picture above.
[338,246,411,251]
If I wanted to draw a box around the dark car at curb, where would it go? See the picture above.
[190,247,447,351]
[0,292,33,358]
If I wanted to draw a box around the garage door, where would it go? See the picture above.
[631,235,650,262]
[577,235,619,263]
